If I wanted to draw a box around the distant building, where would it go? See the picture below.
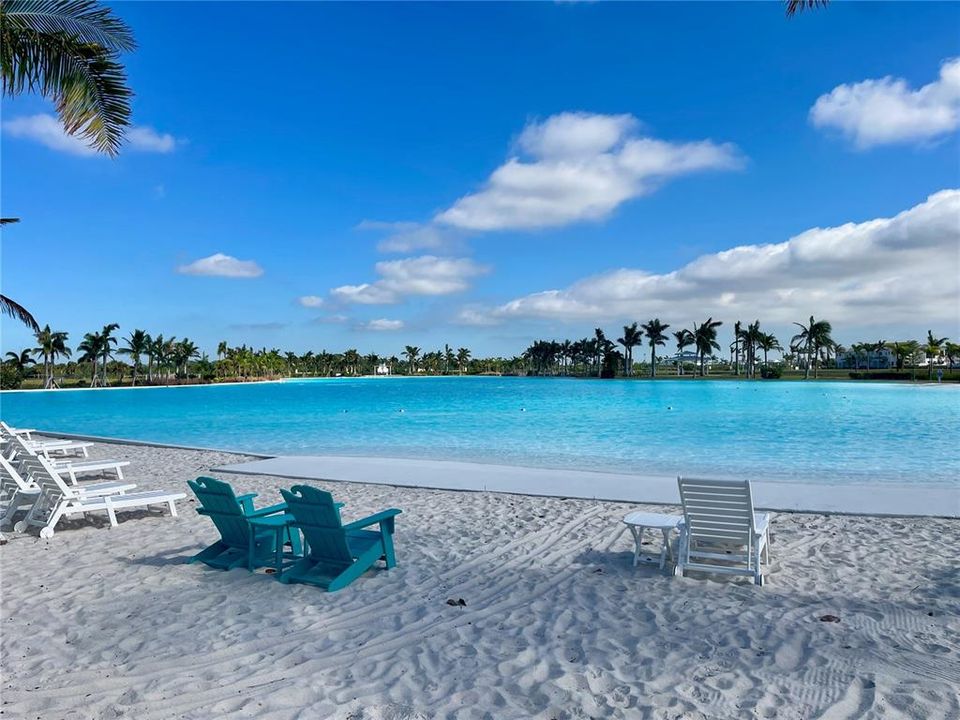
[837,347,896,370]
[670,351,719,366]
[375,363,391,376]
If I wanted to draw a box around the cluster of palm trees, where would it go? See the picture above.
[3,325,205,389]
[400,345,472,375]
[523,317,739,378]
[4,315,957,390]
[843,332,959,381]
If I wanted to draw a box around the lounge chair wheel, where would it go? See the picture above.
[39,527,55,539]
[13,521,27,534]
[754,574,764,587]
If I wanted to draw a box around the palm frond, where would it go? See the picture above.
[785,0,829,17]
[0,293,40,332]
[0,217,21,225]
[1,1,134,155]
[2,1,135,51]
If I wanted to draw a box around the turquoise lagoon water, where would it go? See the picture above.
[1,377,958,486]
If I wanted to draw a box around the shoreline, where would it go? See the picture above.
[28,432,960,518]
[4,372,956,393]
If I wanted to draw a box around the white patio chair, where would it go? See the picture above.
[675,476,771,586]
[7,435,129,484]
[11,456,184,539]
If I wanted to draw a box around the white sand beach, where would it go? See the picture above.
[2,440,958,719]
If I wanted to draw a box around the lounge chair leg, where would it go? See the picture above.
[168,500,178,517]
[106,503,118,527]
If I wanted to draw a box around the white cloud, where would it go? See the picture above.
[297,295,326,308]
[461,190,960,331]
[2,113,178,156]
[332,255,489,305]
[177,253,264,278]
[810,58,960,148]
[433,111,742,231]
[357,220,460,253]
[364,318,404,331]
[126,125,177,153]
[331,282,400,305]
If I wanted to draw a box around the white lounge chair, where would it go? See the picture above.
[11,456,184,539]
[7,435,130,484]
[0,455,136,528]
[0,422,91,457]
[674,476,771,586]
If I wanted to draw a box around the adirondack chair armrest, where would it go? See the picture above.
[236,493,258,513]
[342,508,402,534]
[247,502,287,518]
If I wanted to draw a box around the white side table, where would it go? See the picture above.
[622,511,682,569]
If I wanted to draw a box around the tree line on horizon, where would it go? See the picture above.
[3,318,956,390]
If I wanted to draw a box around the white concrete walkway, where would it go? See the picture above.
[214,455,959,518]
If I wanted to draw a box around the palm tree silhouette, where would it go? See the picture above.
[641,319,670,378]
[33,325,71,389]
[673,329,694,376]
[403,345,420,375]
[923,330,948,381]
[4,348,35,375]
[617,323,642,376]
[791,316,833,379]
[693,318,723,377]
[118,329,149,385]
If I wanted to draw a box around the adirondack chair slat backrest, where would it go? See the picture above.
[188,477,253,548]
[678,477,755,545]
[280,485,354,566]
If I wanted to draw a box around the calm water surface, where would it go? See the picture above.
[2,377,957,486]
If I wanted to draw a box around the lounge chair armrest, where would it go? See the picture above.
[236,493,258,513]
[753,512,771,536]
[342,508,402,533]
[247,502,287,517]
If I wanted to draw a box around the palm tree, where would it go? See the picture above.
[147,333,167,383]
[693,317,722,377]
[673,329,694,375]
[593,328,607,378]
[443,344,455,375]
[923,330,948,381]
[403,345,420,375]
[791,316,833,379]
[77,331,103,387]
[172,338,199,378]
[756,332,782,370]
[33,324,71,388]
[456,347,471,375]
[4,348,35,374]
[945,342,960,371]
[740,320,763,378]
[98,322,119,385]
[0,218,39,331]
[731,320,742,376]
[1,0,136,155]
[640,319,670,378]
[117,329,148,385]
[785,0,829,17]
[616,322,642,376]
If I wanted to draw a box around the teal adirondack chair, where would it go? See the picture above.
[279,485,401,592]
[188,476,302,570]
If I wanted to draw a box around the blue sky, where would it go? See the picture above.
[2,2,958,358]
